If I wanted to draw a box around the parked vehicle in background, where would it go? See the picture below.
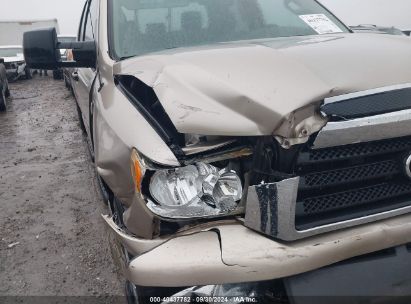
[24,0,411,302]
[0,58,10,111]
[57,35,77,85]
[0,19,60,45]
[53,34,77,80]
[58,35,77,61]
[320,0,411,37]
[350,24,406,36]
[0,46,31,81]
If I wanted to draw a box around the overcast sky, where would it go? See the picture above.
[0,0,410,34]
[320,0,411,30]
[0,0,85,34]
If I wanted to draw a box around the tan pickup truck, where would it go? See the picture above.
[23,0,411,302]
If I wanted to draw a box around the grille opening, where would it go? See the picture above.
[294,136,411,230]
[296,191,411,230]
[297,151,405,175]
[297,136,411,165]
[298,159,402,194]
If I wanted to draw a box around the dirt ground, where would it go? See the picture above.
[0,76,125,299]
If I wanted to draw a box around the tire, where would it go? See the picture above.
[75,102,87,133]
[96,173,112,204]
[53,69,62,80]
[25,68,32,80]
[0,88,6,112]
[64,76,69,88]
[125,281,140,304]
[76,99,95,162]
[88,99,95,161]
[111,196,125,227]
[5,84,10,98]
[125,282,159,304]
[125,282,181,304]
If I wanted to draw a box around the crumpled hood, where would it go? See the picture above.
[114,33,411,136]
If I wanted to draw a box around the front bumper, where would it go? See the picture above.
[103,213,411,287]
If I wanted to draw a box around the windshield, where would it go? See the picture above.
[0,48,22,57]
[109,0,348,59]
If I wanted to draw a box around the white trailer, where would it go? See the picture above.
[0,19,60,46]
[320,0,411,33]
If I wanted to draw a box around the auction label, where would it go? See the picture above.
[299,14,343,34]
[149,296,257,303]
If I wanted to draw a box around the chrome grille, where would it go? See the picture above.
[295,136,411,230]
[300,136,411,163]
[299,160,400,190]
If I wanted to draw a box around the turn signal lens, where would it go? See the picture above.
[131,149,145,193]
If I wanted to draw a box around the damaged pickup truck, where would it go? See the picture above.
[0,46,32,81]
[23,0,411,302]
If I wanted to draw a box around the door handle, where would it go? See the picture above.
[72,71,79,81]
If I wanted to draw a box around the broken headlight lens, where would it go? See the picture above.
[147,162,243,219]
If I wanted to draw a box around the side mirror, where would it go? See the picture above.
[23,28,96,69]
[23,28,60,69]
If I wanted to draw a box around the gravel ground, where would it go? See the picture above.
[0,76,125,300]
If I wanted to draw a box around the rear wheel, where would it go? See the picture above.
[75,101,86,133]
[0,88,6,112]
[64,76,69,88]
[25,67,32,79]
[53,69,63,80]
[5,83,10,98]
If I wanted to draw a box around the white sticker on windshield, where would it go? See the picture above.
[299,14,343,34]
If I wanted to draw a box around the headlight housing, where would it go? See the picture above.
[131,150,244,219]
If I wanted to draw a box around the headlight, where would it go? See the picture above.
[131,150,243,219]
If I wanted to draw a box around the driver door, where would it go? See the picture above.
[72,0,97,137]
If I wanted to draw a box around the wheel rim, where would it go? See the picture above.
[125,281,139,304]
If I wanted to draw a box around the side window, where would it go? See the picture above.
[78,1,89,41]
[90,0,99,40]
[84,11,94,41]
[84,0,99,41]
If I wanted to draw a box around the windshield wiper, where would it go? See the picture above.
[119,55,136,61]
